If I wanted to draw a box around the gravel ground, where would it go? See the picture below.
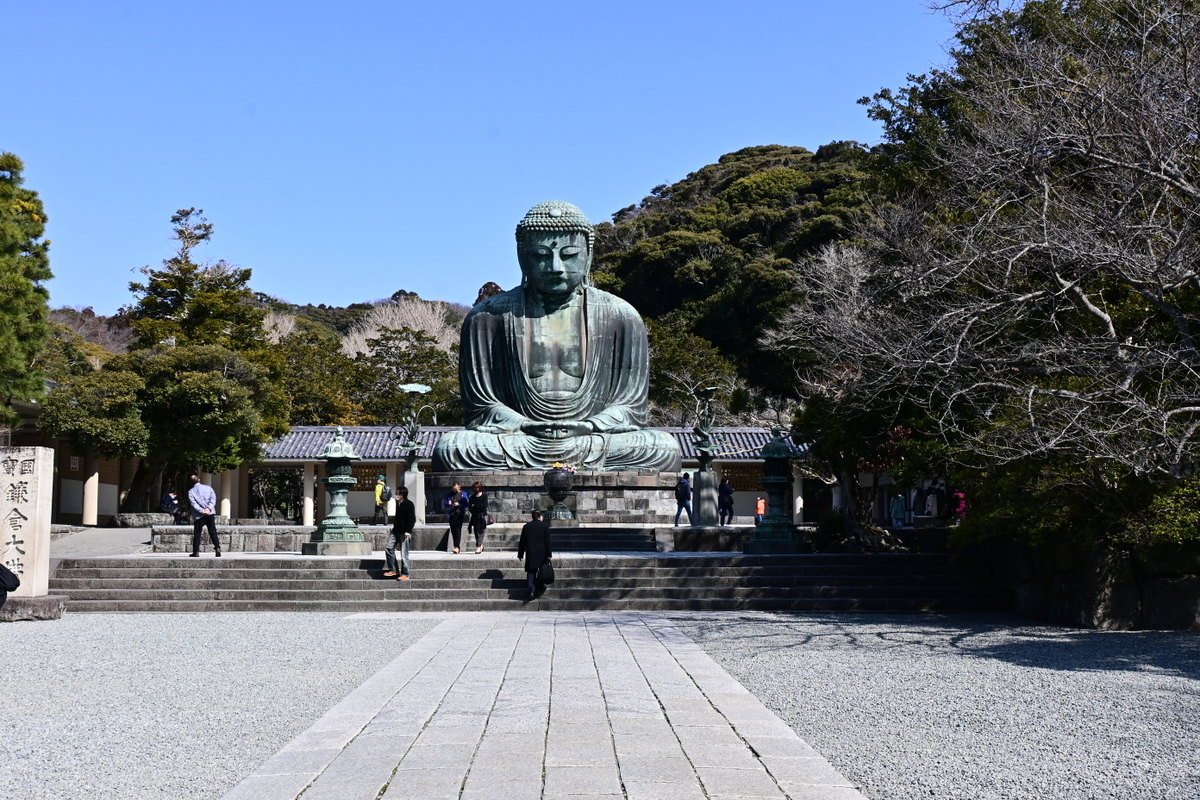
[0,613,438,800]
[673,612,1200,800]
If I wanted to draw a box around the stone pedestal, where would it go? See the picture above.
[693,455,718,527]
[425,470,678,526]
[0,595,68,622]
[1,447,66,620]
[660,525,750,552]
[403,465,426,525]
[301,540,372,556]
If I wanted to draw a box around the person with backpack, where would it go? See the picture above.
[374,475,391,524]
[674,473,693,527]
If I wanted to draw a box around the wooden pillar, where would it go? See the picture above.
[82,454,100,526]
[302,462,315,526]
[237,465,250,519]
[218,470,233,519]
[792,466,804,524]
[385,462,400,518]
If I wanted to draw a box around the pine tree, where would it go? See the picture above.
[0,153,52,426]
[127,208,266,351]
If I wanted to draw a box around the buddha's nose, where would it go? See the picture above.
[548,254,566,273]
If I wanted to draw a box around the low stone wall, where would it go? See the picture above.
[976,537,1200,630]
[662,526,751,552]
[153,524,506,553]
[110,513,175,528]
[425,470,679,525]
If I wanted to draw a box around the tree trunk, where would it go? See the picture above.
[835,463,907,552]
[119,457,167,512]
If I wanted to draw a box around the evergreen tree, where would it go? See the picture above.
[592,143,872,399]
[42,208,287,509]
[353,327,461,426]
[0,153,52,426]
[127,208,266,351]
[275,326,362,425]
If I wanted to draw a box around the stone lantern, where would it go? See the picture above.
[744,428,812,554]
[301,427,372,556]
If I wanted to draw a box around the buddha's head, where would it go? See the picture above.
[516,201,594,298]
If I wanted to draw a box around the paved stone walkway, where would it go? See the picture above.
[220,612,864,800]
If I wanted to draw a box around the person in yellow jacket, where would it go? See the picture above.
[373,475,389,524]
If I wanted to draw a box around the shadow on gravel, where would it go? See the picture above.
[672,612,1200,680]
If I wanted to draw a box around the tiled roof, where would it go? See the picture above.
[260,426,805,462]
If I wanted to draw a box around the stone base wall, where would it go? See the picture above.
[153,524,563,553]
[0,595,67,622]
[155,525,412,554]
[425,470,679,526]
[110,512,175,528]
[974,537,1200,630]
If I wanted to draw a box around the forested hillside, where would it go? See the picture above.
[592,142,870,416]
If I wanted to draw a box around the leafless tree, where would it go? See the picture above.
[48,307,133,354]
[263,312,297,344]
[767,0,1200,481]
[340,297,458,357]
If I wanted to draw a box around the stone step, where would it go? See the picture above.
[50,552,992,613]
[50,571,971,590]
[57,553,956,570]
[51,566,968,585]
[53,582,980,601]
[60,595,989,613]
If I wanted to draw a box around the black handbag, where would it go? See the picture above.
[538,561,555,585]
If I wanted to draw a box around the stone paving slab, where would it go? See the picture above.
[219,612,866,800]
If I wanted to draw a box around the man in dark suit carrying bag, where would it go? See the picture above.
[517,509,552,602]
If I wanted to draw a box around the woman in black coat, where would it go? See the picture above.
[468,481,489,553]
[516,509,552,601]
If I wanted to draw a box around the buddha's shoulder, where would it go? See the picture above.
[466,286,643,320]
[584,286,641,317]
[466,288,523,320]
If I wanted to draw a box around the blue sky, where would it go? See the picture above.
[5,1,955,315]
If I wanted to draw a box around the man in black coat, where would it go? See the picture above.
[386,487,416,580]
[517,509,552,601]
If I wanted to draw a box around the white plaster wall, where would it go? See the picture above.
[99,484,119,517]
[60,479,82,514]
[731,491,758,516]
[345,491,376,518]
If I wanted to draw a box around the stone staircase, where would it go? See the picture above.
[49,553,997,613]
[149,524,659,554]
[440,525,659,552]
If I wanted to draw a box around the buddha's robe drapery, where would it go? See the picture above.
[433,286,682,471]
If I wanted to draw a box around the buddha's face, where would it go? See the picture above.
[519,231,590,297]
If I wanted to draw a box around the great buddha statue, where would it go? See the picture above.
[432,201,682,472]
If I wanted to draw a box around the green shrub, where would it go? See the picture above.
[1121,479,1200,545]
